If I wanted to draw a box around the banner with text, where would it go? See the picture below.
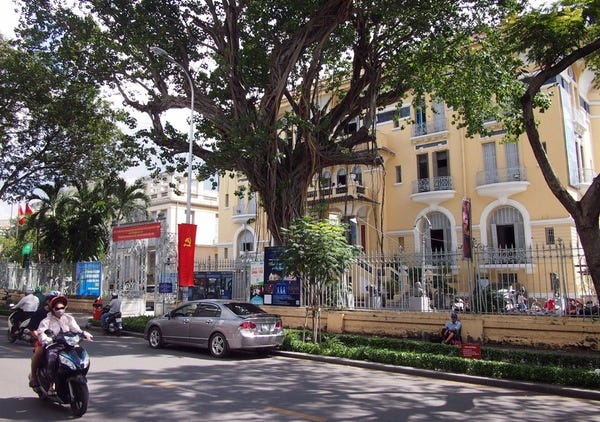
[112,222,161,242]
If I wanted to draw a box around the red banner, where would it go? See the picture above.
[112,222,162,242]
[178,223,197,287]
[462,198,472,259]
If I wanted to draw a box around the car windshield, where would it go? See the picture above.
[224,302,266,316]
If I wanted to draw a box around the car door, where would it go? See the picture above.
[188,303,220,347]
[162,303,198,345]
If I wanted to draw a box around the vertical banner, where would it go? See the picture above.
[178,223,197,287]
[462,197,472,259]
[249,261,265,305]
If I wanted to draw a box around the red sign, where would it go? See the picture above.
[112,222,161,242]
[461,343,482,359]
[178,224,197,287]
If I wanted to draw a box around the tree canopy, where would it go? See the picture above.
[0,37,138,202]
[13,0,523,244]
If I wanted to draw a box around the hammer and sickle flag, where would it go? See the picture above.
[178,223,197,287]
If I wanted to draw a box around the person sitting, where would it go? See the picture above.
[28,292,60,387]
[32,296,93,390]
[11,288,39,333]
[441,312,462,345]
[101,293,122,328]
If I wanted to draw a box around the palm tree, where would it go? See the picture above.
[104,176,149,224]
[64,181,112,263]
[28,181,71,263]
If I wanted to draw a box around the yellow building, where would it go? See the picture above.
[217,64,598,310]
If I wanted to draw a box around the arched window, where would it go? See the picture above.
[427,212,452,253]
[321,171,332,188]
[337,168,347,186]
[488,206,525,249]
[238,230,254,255]
[351,166,363,185]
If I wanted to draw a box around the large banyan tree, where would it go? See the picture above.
[14,0,520,245]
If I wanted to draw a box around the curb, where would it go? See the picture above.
[273,350,600,402]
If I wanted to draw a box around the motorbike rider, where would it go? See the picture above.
[101,293,122,329]
[28,291,59,387]
[11,287,39,334]
[31,296,93,389]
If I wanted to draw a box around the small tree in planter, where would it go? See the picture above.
[281,216,359,343]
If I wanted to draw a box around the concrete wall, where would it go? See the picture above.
[48,298,600,352]
[265,306,600,352]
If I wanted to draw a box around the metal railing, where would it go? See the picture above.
[476,167,528,186]
[198,242,596,318]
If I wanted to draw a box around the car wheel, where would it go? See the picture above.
[148,326,164,349]
[209,332,229,358]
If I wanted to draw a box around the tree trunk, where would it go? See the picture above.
[521,43,600,303]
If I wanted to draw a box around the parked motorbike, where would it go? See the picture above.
[7,306,36,345]
[31,332,90,417]
[101,306,123,335]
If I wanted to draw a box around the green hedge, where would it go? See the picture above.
[282,330,600,390]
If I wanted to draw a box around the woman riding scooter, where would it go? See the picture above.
[30,296,93,389]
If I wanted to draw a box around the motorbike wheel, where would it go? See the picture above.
[147,326,163,349]
[209,332,229,358]
[69,381,89,417]
[107,323,120,336]
[7,328,17,343]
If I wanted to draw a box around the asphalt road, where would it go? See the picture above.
[1,319,599,421]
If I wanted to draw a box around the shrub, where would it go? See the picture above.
[282,330,600,389]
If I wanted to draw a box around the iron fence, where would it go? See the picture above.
[2,243,597,319]
[201,243,597,318]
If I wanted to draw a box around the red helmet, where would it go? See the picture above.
[49,295,68,309]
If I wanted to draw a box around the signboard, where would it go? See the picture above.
[461,343,482,359]
[112,222,161,242]
[159,273,178,294]
[191,271,233,300]
[75,261,102,296]
[250,261,265,305]
[263,246,300,306]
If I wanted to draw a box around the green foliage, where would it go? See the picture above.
[0,38,136,202]
[281,216,360,291]
[282,330,600,389]
[11,176,149,264]
[13,0,523,245]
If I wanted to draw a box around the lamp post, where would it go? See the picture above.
[149,46,195,224]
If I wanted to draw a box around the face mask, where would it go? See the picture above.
[54,309,65,317]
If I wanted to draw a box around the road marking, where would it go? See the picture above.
[265,406,326,422]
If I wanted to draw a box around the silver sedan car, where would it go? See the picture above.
[143,300,284,358]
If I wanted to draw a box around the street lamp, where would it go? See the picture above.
[149,46,195,224]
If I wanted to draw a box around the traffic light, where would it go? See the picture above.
[21,242,33,269]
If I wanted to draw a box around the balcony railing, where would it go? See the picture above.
[476,167,528,186]
[481,247,531,265]
[411,176,453,194]
[307,183,372,202]
[412,119,447,137]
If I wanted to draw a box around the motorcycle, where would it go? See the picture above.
[101,306,123,335]
[7,306,36,345]
[32,332,90,417]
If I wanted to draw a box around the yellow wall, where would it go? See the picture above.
[266,305,600,351]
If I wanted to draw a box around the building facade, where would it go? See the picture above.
[216,64,598,310]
